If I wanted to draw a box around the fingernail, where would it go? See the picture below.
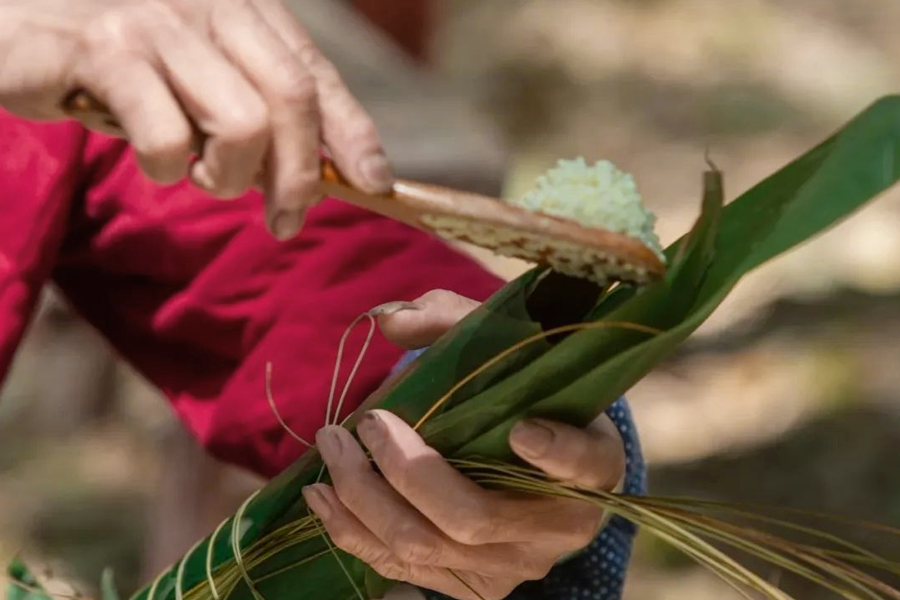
[367,301,420,317]
[270,210,305,241]
[357,411,385,450]
[316,427,343,462]
[510,420,555,459]
[358,152,392,192]
[302,485,333,519]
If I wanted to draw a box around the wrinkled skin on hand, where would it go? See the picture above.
[0,0,393,238]
[304,290,627,600]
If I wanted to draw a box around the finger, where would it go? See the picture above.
[209,1,320,239]
[510,416,626,491]
[252,0,393,194]
[377,290,481,350]
[150,18,269,199]
[359,410,601,548]
[316,426,536,576]
[317,425,452,566]
[303,485,517,600]
[73,55,192,184]
[302,484,411,579]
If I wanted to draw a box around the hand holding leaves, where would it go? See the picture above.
[303,291,627,600]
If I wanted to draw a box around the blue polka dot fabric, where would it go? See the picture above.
[391,349,646,600]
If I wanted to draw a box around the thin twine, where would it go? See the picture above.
[204,518,229,600]
[326,312,377,427]
[265,362,312,448]
[307,507,365,600]
[412,319,664,430]
[175,541,203,600]
[145,570,165,600]
[212,307,383,600]
[264,307,381,450]
[230,492,265,600]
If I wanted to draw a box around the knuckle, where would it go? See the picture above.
[270,67,318,107]
[450,513,495,546]
[228,0,254,11]
[307,56,344,94]
[446,495,499,545]
[385,523,442,565]
[82,3,171,52]
[518,556,555,581]
[327,527,360,555]
[139,129,191,163]
[295,41,327,69]
[218,102,269,146]
[82,10,140,50]
[418,289,451,305]
[328,527,385,567]
[371,557,410,583]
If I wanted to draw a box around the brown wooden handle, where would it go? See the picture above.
[61,88,114,123]
[61,88,132,141]
[60,87,361,188]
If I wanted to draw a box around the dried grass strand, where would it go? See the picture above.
[265,362,312,448]
[413,320,663,430]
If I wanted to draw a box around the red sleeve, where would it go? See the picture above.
[49,130,503,477]
[0,111,87,382]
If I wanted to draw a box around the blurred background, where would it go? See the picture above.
[2,0,900,599]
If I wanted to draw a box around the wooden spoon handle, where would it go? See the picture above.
[61,88,431,227]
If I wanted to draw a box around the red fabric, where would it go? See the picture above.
[0,110,503,477]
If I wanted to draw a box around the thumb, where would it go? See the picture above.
[376,289,480,350]
[509,416,626,491]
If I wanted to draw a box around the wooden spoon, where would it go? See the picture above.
[62,90,665,284]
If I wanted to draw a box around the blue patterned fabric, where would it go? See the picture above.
[391,348,646,600]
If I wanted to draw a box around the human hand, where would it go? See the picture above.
[0,0,391,239]
[302,290,626,600]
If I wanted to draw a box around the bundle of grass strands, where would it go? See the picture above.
[10,96,900,600]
